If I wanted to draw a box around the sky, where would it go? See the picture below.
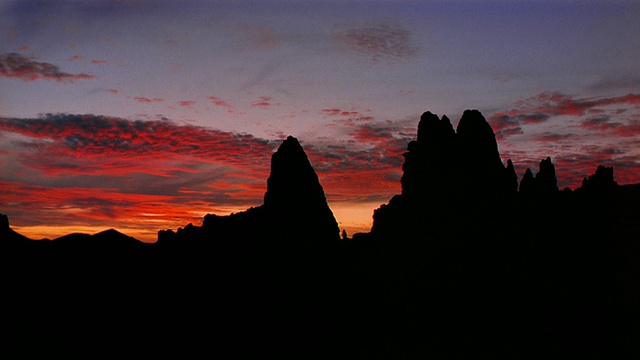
[1,0,640,242]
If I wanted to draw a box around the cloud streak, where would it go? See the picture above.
[0,53,96,83]
[489,92,640,140]
[333,21,419,63]
[0,114,282,241]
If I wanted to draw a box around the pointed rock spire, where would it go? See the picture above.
[262,135,340,241]
[536,157,559,193]
[519,157,558,194]
[456,109,506,193]
[264,136,328,209]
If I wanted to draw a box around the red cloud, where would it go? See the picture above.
[321,108,375,125]
[0,114,276,176]
[105,89,120,94]
[208,96,233,107]
[134,97,164,103]
[306,143,403,202]
[0,180,245,242]
[0,53,96,83]
[490,92,640,140]
[531,92,640,117]
[0,114,282,241]
[91,59,107,64]
[501,92,640,119]
[68,55,84,61]
[251,96,281,109]
[18,46,30,51]
[178,100,196,107]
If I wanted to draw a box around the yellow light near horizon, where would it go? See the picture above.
[329,200,381,237]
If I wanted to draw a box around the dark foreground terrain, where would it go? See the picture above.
[2,110,640,359]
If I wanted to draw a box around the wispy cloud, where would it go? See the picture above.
[133,97,164,103]
[321,108,374,122]
[68,55,84,61]
[178,100,196,107]
[0,53,96,82]
[333,20,419,63]
[208,96,233,108]
[233,25,281,52]
[251,96,281,109]
[490,91,640,140]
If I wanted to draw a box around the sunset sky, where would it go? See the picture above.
[2,0,640,242]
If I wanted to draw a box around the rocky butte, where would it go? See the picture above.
[371,109,519,237]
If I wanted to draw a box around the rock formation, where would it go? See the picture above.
[578,165,618,194]
[372,109,517,236]
[519,157,559,195]
[160,135,340,244]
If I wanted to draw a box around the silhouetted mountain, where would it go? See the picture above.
[578,164,619,194]
[159,135,340,246]
[372,109,517,237]
[519,156,559,195]
[3,111,640,359]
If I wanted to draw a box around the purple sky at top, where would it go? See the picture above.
[1,0,640,241]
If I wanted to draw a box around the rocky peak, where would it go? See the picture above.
[401,111,457,199]
[264,136,329,209]
[456,109,504,176]
[372,109,518,237]
[400,109,516,201]
[519,157,559,194]
[416,111,455,148]
[579,165,618,193]
[536,157,559,193]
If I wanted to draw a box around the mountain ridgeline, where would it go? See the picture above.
[2,110,640,359]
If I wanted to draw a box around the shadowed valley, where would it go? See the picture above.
[2,110,640,359]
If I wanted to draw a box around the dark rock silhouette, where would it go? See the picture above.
[372,109,517,237]
[3,110,640,359]
[519,156,559,194]
[578,164,618,194]
[159,135,340,246]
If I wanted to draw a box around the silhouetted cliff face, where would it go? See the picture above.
[161,135,340,244]
[519,157,559,195]
[264,136,328,209]
[457,109,515,196]
[262,136,339,240]
[400,110,516,203]
[400,112,457,200]
[373,110,517,236]
[578,165,618,194]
